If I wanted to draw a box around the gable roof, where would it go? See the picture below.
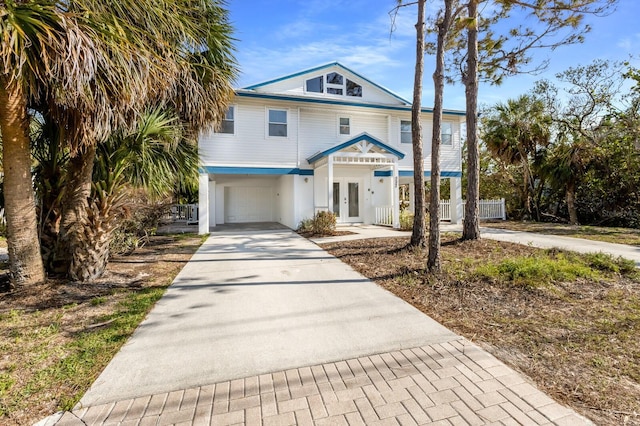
[243,62,411,105]
[307,133,405,164]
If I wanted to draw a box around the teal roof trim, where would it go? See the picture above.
[236,91,466,117]
[306,133,405,164]
[202,166,314,176]
[242,62,412,105]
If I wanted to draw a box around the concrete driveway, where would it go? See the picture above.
[48,225,594,426]
[80,228,457,407]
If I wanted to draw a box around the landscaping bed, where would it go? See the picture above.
[321,235,640,426]
[0,234,204,426]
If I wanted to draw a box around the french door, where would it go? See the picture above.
[332,179,362,223]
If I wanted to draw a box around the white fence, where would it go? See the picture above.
[473,198,507,221]
[374,198,506,226]
[437,199,506,221]
[164,204,199,224]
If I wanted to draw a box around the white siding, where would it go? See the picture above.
[298,108,389,162]
[198,92,463,175]
[276,175,295,228]
[389,113,462,174]
[200,100,299,167]
[295,176,315,227]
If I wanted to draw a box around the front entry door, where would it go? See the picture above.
[333,180,362,223]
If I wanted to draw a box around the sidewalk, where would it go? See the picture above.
[41,226,592,425]
[314,224,640,267]
[480,226,640,266]
[52,339,587,425]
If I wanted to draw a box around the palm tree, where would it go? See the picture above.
[31,112,69,272]
[1,0,236,284]
[540,139,587,225]
[0,1,68,287]
[58,0,236,282]
[482,95,551,220]
[67,108,200,281]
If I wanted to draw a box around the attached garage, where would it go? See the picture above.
[224,186,274,223]
[204,171,308,230]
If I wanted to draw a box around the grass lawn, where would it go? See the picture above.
[482,221,640,246]
[322,235,640,426]
[0,234,204,426]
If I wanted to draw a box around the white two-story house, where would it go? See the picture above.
[197,62,464,234]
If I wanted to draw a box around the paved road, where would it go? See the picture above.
[480,226,640,266]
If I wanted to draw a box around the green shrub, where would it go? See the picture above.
[584,252,637,274]
[298,218,313,233]
[399,209,414,231]
[298,211,337,236]
[475,253,594,289]
[110,200,169,255]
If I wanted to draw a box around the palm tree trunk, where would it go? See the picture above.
[462,0,480,241]
[0,77,46,288]
[566,180,579,225]
[522,164,532,219]
[58,144,98,280]
[410,0,427,247]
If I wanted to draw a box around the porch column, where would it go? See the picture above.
[392,163,400,229]
[327,155,334,214]
[450,176,463,224]
[198,172,209,234]
[408,182,415,213]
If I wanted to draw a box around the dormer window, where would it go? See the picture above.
[347,80,362,97]
[305,73,363,98]
[326,72,343,85]
[306,76,323,93]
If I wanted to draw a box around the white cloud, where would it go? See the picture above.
[617,34,640,52]
[237,34,408,86]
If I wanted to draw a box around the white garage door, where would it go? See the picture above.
[224,186,274,223]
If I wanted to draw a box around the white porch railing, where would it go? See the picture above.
[375,198,506,226]
[374,206,394,226]
[164,204,199,224]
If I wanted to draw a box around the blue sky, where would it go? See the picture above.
[229,0,639,111]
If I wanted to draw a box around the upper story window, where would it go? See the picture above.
[400,120,412,144]
[216,106,234,134]
[441,122,453,145]
[339,117,350,135]
[326,72,343,84]
[268,109,287,137]
[305,72,363,98]
[346,80,362,97]
[306,76,323,93]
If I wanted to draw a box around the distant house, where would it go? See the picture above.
[197,62,464,233]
